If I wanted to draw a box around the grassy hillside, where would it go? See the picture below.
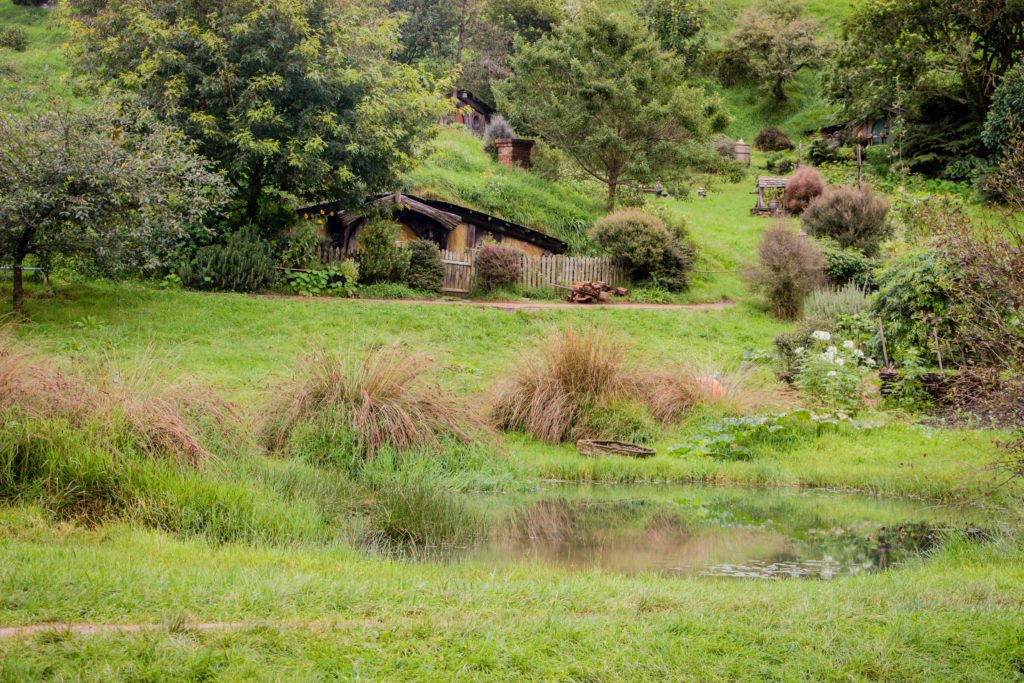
[0,4,72,114]
[404,128,605,253]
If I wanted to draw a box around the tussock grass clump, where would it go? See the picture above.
[0,331,222,466]
[264,344,482,464]
[639,364,764,424]
[493,325,770,443]
[492,325,634,444]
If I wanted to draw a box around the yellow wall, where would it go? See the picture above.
[398,224,418,244]
[499,236,546,256]
[447,223,470,252]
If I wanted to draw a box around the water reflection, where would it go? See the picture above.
[454,487,1001,580]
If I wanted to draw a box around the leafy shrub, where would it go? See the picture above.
[405,240,445,293]
[529,139,569,182]
[178,228,277,292]
[670,410,859,461]
[0,27,28,52]
[802,186,890,256]
[280,223,322,269]
[264,344,482,468]
[803,283,870,321]
[745,225,826,319]
[475,243,522,291]
[871,250,960,365]
[492,325,634,443]
[784,166,825,213]
[793,330,875,412]
[889,193,969,239]
[483,114,516,158]
[358,219,411,284]
[284,261,358,297]
[591,209,696,291]
[766,154,796,174]
[754,126,793,151]
[982,62,1024,152]
[807,135,842,165]
[819,239,878,287]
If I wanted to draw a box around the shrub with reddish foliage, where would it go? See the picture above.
[744,224,826,319]
[475,243,523,291]
[754,126,793,151]
[802,186,890,256]
[784,166,825,213]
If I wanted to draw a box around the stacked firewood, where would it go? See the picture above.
[566,281,629,304]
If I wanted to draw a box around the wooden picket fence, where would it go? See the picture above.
[321,243,627,295]
[439,249,626,295]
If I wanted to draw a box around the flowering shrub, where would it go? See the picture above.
[794,330,875,412]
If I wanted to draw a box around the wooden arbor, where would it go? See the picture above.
[751,176,790,216]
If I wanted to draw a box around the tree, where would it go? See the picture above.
[64,0,446,228]
[717,0,826,103]
[827,0,1024,134]
[0,106,227,314]
[496,13,728,209]
[638,0,708,71]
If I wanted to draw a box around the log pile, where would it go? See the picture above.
[565,281,629,304]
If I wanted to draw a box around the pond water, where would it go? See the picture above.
[453,484,1004,580]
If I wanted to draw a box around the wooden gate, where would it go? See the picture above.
[440,249,474,294]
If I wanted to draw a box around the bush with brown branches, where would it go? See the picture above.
[784,166,825,213]
[745,225,826,319]
[802,186,891,256]
[475,243,523,291]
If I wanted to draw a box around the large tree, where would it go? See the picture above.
[0,106,227,314]
[716,0,826,103]
[495,13,729,209]
[64,0,446,227]
[827,0,1024,130]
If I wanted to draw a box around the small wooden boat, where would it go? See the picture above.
[576,439,656,459]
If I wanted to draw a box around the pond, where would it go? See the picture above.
[449,484,1004,580]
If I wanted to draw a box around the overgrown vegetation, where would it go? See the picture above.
[591,209,696,291]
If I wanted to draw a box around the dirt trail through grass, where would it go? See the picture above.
[296,296,737,311]
[0,619,384,639]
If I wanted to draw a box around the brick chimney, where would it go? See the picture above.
[495,138,535,170]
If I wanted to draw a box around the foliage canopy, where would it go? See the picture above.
[64,0,446,227]
[496,12,728,210]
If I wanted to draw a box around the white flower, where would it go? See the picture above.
[795,347,805,354]
[853,349,865,358]
[812,331,832,342]
[826,345,838,355]
[835,358,845,366]
[827,371,838,377]
[843,340,855,350]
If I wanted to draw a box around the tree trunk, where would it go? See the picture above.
[606,178,618,212]
[245,163,265,224]
[11,253,24,315]
[772,78,788,103]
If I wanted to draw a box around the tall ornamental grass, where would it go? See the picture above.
[264,344,483,466]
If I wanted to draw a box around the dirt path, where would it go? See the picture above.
[0,619,383,639]
[298,296,737,311]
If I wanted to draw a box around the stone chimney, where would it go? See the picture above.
[495,138,535,170]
